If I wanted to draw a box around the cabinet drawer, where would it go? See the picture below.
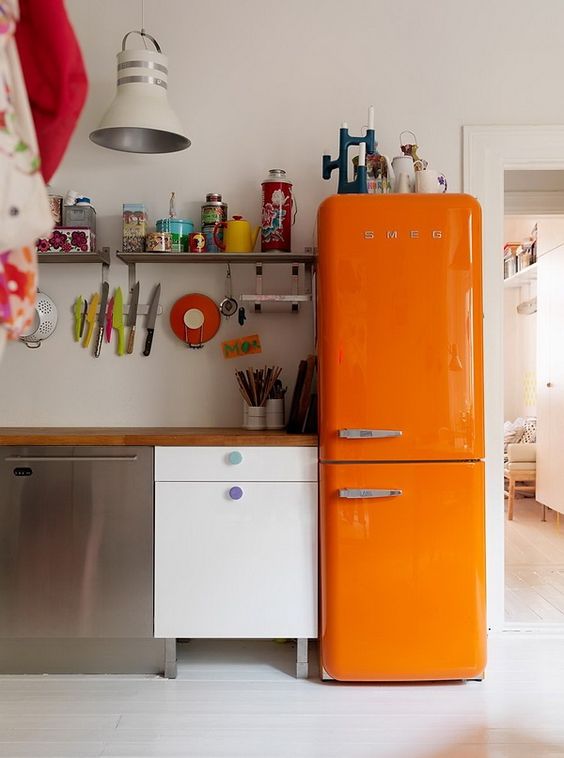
[155,446,317,482]
[154,481,318,638]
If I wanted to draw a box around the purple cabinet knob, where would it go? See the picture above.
[229,486,243,501]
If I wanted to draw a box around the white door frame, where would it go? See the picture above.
[463,125,564,632]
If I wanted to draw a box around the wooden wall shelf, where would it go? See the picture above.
[38,248,111,266]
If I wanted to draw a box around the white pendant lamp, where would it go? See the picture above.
[89,30,190,154]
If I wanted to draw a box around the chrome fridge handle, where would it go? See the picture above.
[4,456,138,462]
[339,488,403,499]
[338,429,402,439]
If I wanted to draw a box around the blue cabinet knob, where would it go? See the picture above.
[228,451,243,465]
[229,486,243,501]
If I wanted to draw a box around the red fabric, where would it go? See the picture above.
[15,0,88,183]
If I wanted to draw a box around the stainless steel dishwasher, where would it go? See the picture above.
[0,446,153,638]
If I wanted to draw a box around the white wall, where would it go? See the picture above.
[503,216,539,421]
[5,0,564,426]
[503,287,537,421]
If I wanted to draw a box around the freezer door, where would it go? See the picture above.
[320,461,486,681]
[317,194,484,461]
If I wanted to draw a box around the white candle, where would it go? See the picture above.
[358,142,366,167]
[368,105,374,131]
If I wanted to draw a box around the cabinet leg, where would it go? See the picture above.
[164,638,177,679]
[296,638,308,679]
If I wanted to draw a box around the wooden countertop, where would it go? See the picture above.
[0,428,318,447]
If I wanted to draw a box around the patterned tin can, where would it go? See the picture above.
[156,218,194,252]
[201,193,227,249]
[202,224,221,253]
[201,193,228,227]
[48,195,63,225]
[261,169,293,252]
[145,231,172,252]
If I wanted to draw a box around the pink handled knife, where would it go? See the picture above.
[105,297,114,342]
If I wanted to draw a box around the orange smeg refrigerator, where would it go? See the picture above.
[317,194,486,682]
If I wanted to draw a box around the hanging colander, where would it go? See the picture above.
[20,291,58,349]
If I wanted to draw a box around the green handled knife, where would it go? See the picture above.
[113,287,125,356]
[73,295,84,342]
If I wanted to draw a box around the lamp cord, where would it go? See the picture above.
[140,0,148,48]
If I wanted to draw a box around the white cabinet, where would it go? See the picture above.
[537,247,564,514]
[154,447,318,640]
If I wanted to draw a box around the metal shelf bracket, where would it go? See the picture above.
[239,259,313,313]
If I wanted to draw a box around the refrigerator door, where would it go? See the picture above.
[317,194,484,462]
[320,461,486,681]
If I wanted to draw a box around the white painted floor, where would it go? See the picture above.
[0,637,564,756]
[505,497,564,623]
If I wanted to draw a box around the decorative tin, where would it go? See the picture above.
[261,169,293,252]
[123,204,148,253]
[156,217,194,252]
[146,231,172,251]
[202,224,221,253]
[201,193,227,226]
[201,193,227,249]
[48,195,63,225]
[188,232,206,253]
[36,227,96,254]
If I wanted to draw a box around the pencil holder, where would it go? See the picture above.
[265,398,285,429]
[243,403,266,430]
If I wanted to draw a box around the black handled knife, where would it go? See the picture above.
[143,283,160,357]
[126,281,140,355]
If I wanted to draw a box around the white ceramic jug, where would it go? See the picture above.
[391,155,415,192]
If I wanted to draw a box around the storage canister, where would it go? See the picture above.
[156,218,194,252]
[63,204,96,235]
[261,169,293,252]
[145,231,172,252]
[201,193,227,227]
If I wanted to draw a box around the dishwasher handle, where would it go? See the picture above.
[4,455,139,462]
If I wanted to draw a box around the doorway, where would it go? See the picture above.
[503,170,564,624]
[463,125,564,632]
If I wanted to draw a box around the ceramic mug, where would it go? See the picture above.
[391,155,415,192]
[415,168,447,194]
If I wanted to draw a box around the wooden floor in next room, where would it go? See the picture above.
[505,497,564,622]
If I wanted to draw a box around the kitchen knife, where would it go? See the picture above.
[94,281,109,357]
[80,301,87,338]
[143,283,161,357]
[113,287,125,356]
[82,292,100,349]
[126,281,140,354]
[105,297,114,343]
[73,296,84,342]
